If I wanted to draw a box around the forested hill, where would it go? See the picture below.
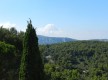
[0,27,108,80]
[40,41,108,80]
[38,35,76,44]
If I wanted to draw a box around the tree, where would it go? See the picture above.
[10,27,17,35]
[0,41,16,80]
[19,20,44,80]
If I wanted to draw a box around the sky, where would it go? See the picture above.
[0,0,108,40]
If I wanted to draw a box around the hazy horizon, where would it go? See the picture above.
[0,0,108,40]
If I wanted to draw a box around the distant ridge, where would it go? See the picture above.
[90,39,108,42]
[37,35,76,44]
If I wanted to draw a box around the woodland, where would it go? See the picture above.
[0,22,108,80]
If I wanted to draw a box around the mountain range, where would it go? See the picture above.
[37,35,108,45]
[37,35,76,44]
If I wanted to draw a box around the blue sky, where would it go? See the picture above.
[0,0,108,40]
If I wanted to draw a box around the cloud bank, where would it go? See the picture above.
[0,22,23,32]
[37,24,66,37]
[0,22,16,29]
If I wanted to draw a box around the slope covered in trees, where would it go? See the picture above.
[38,35,76,44]
[0,27,108,80]
[40,41,108,80]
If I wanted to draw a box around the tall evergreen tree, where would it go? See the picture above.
[19,20,44,80]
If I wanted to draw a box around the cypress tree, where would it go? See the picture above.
[19,20,44,80]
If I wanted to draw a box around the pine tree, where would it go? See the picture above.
[19,20,44,80]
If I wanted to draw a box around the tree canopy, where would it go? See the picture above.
[0,26,108,80]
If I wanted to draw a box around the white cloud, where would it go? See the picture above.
[0,22,16,28]
[37,24,66,37]
[0,22,21,31]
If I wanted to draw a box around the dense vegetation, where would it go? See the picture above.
[0,26,108,80]
[0,27,24,80]
[40,41,108,80]
[0,41,16,80]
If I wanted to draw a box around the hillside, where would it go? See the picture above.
[0,27,108,80]
[40,41,108,80]
[38,35,76,44]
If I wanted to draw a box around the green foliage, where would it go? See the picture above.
[0,26,108,80]
[0,41,16,80]
[0,26,24,79]
[19,20,44,80]
[41,41,108,80]
[0,26,24,55]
